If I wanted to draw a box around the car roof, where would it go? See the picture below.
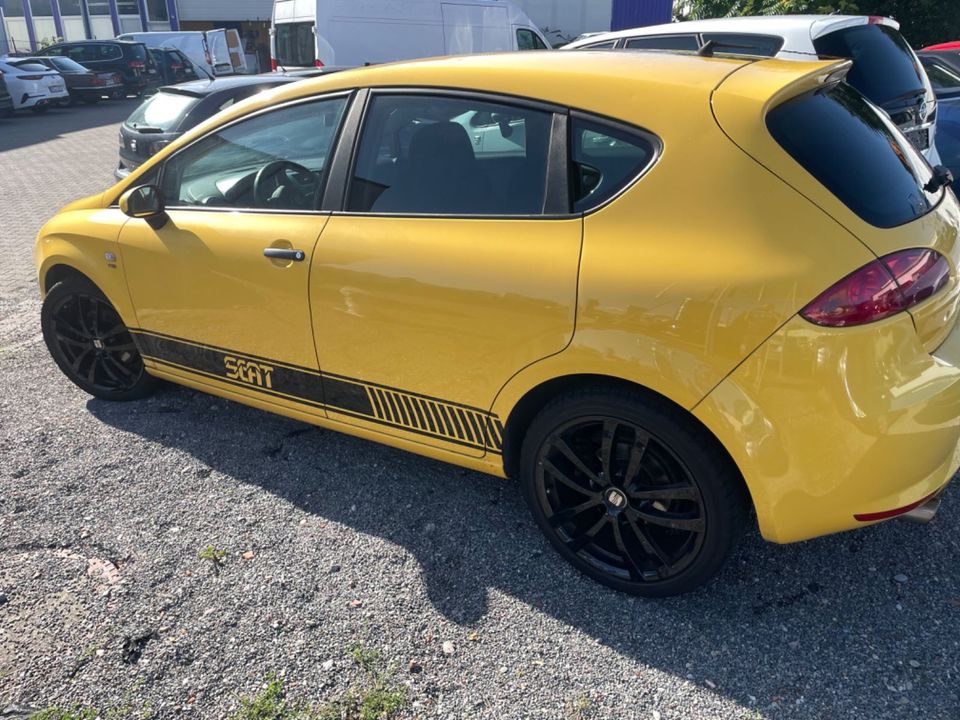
[51,39,144,46]
[565,15,899,48]
[159,75,294,98]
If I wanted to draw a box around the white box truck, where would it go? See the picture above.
[118,29,248,77]
[270,0,550,70]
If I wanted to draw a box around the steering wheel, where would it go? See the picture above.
[253,160,317,207]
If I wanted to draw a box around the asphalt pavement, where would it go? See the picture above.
[0,101,958,719]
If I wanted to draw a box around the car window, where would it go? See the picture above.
[921,58,960,91]
[700,33,783,57]
[582,40,617,49]
[348,94,553,215]
[99,44,123,60]
[517,29,547,51]
[49,57,88,73]
[813,24,925,108]
[623,35,699,51]
[767,82,938,228]
[9,60,49,72]
[126,91,200,132]
[570,117,658,213]
[160,96,347,211]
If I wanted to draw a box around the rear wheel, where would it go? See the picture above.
[41,277,157,401]
[520,387,748,597]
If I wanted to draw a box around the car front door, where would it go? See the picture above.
[310,91,582,457]
[118,94,351,414]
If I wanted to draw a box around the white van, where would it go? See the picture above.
[270,0,550,70]
[118,30,248,77]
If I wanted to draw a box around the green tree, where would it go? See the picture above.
[675,0,960,46]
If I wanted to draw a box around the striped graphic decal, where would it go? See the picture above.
[130,329,504,453]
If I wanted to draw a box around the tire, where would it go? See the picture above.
[41,277,157,401]
[520,386,748,597]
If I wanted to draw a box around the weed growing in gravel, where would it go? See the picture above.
[29,709,98,720]
[313,641,405,720]
[230,674,311,720]
[198,545,227,574]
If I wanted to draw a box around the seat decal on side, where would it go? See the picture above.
[129,329,503,453]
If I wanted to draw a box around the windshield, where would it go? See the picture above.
[275,22,315,67]
[125,91,199,132]
[767,83,938,228]
[48,57,88,73]
[813,24,926,108]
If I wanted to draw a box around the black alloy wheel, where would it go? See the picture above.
[521,388,747,597]
[41,277,157,401]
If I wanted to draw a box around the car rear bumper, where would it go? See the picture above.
[694,312,960,544]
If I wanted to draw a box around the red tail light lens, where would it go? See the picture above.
[271,58,278,71]
[129,60,145,68]
[19,75,44,80]
[800,249,951,327]
[314,59,324,67]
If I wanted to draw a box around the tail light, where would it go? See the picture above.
[148,140,171,156]
[92,77,105,86]
[171,63,182,70]
[129,60,145,68]
[18,75,44,81]
[314,59,324,68]
[271,58,278,71]
[800,249,951,327]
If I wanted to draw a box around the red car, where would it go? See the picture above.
[26,56,124,104]
[924,41,960,51]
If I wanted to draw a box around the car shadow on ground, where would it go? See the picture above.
[0,99,137,153]
[88,384,959,712]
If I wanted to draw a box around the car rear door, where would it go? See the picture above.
[118,94,351,413]
[309,90,581,458]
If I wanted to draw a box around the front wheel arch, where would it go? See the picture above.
[43,263,96,296]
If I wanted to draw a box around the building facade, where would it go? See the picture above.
[1,0,672,57]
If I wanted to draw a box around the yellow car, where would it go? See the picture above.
[35,51,960,597]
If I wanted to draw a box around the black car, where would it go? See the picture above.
[919,49,960,77]
[148,47,203,86]
[116,75,296,178]
[919,52,960,96]
[0,71,12,118]
[43,40,160,97]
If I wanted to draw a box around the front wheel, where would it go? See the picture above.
[41,277,157,401]
[520,387,748,597]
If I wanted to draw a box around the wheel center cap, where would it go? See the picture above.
[93,339,104,350]
[604,488,629,513]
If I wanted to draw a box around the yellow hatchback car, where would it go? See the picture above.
[35,51,960,596]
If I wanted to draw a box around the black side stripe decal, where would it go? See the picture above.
[130,330,504,453]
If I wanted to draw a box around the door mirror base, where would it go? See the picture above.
[120,185,168,228]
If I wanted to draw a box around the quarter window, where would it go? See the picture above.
[700,33,783,57]
[160,97,348,211]
[570,117,658,212]
[348,95,553,215]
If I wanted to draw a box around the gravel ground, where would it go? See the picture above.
[1,102,959,720]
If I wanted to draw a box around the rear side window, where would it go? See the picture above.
[276,22,315,67]
[623,35,698,51]
[700,33,783,57]
[98,44,123,60]
[767,83,938,228]
[126,43,148,61]
[570,117,658,213]
[813,24,925,108]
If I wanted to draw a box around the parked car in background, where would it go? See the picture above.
[38,51,960,597]
[565,15,941,163]
[0,57,68,112]
[918,54,960,196]
[116,74,300,179]
[919,53,960,94]
[920,46,960,77]
[42,40,159,97]
[148,47,202,86]
[0,71,13,117]
[24,56,123,105]
[270,0,549,68]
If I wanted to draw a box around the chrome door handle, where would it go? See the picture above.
[263,247,305,262]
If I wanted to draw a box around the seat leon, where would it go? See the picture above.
[35,51,960,597]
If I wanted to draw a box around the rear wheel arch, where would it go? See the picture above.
[500,374,751,508]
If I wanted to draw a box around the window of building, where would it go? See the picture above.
[146,0,168,22]
[59,0,82,15]
[348,94,553,215]
[1,0,24,18]
[86,0,111,15]
[29,0,53,17]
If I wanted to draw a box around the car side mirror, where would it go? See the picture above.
[119,184,167,229]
